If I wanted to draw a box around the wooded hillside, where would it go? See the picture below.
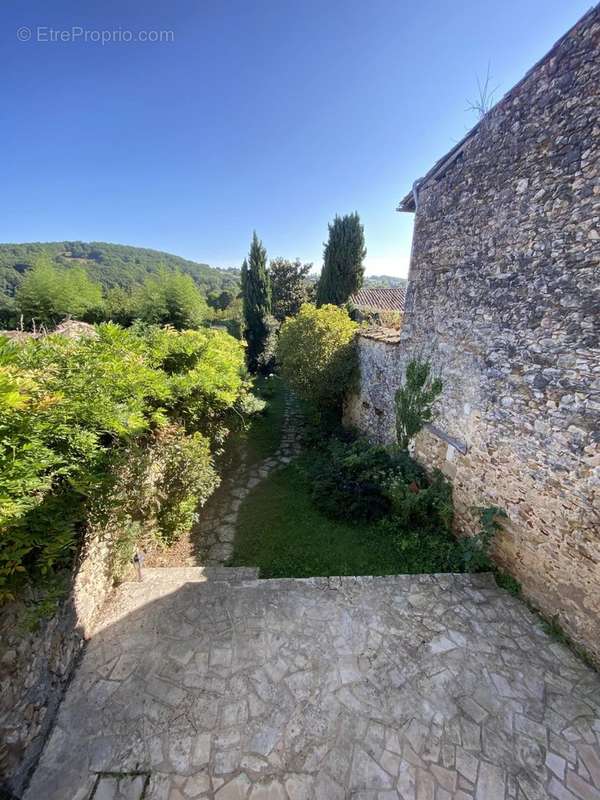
[0,241,239,297]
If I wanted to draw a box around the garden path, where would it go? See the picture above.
[194,394,304,566]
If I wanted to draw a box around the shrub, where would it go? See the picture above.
[394,359,443,450]
[277,303,358,412]
[154,428,219,545]
[386,469,453,533]
[0,322,251,600]
[377,517,466,573]
[458,506,507,572]
[304,437,427,523]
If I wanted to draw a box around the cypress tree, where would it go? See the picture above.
[316,212,366,306]
[241,232,272,372]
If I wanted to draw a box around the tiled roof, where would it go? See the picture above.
[349,286,406,311]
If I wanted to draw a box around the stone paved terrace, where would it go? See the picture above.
[24,571,600,800]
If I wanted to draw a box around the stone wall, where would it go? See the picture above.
[348,8,600,663]
[0,522,129,797]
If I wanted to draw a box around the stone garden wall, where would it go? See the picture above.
[348,7,600,662]
[0,515,130,797]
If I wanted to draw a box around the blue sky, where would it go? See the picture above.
[1,1,591,277]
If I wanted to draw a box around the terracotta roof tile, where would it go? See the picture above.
[349,287,406,311]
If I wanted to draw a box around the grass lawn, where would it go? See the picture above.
[231,460,466,578]
[243,375,286,466]
[216,375,286,478]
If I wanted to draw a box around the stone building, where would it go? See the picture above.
[347,6,600,661]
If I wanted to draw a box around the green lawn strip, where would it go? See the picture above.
[242,375,286,466]
[231,461,466,578]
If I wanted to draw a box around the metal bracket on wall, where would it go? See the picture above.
[424,423,468,455]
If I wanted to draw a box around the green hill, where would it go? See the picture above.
[363,275,408,288]
[0,241,239,298]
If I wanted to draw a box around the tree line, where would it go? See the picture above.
[1,211,367,375]
[0,240,237,298]
[242,212,366,372]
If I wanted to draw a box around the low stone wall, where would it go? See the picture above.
[0,525,128,797]
[343,329,403,440]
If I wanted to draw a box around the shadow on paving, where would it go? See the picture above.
[24,572,600,800]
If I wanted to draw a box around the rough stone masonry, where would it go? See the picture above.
[346,7,600,663]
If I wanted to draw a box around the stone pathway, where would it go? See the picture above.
[197,395,304,565]
[25,572,600,800]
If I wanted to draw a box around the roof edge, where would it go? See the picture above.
[397,3,600,213]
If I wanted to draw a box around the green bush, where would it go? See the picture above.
[458,506,507,572]
[386,469,453,533]
[303,437,427,523]
[276,303,358,412]
[154,428,219,545]
[0,322,251,600]
[395,359,443,450]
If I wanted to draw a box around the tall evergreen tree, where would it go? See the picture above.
[316,213,366,306]
[241,232,272,372]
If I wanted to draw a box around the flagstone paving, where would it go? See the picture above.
[24,571,600,800]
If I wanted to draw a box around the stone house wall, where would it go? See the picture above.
[347,8,600,662]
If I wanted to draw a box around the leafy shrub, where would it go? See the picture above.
[276,303,358,412]
[457,506,507,572]
[304,437,427,523]
[377,503,507,575]
[154,429,219,545]
[395,359,443,450]
[0,322,251,600]
[377,518,466,573]
[386,469,453,533]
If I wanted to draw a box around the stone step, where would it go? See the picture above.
[126,566,259,585]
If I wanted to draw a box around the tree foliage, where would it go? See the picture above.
[0,323,253,600]
[207,288,236,311]
[394,359,443,450]
[132,269,208,329]
[0,241,239,300]
[241,233,272,372]
[269,257,313,322]
[276,303,358,411]
[316,213,366,306]
[15,257,103,327]
[7,262,209,331]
